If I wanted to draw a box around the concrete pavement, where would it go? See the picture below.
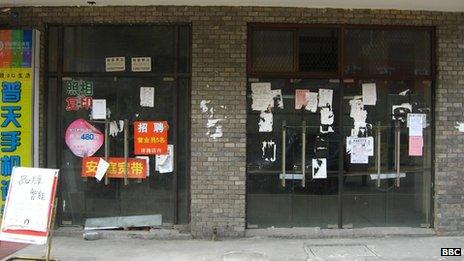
[3,235,464,261]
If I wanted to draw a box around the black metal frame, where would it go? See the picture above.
[246,23,436,229]
[44,23,192,226]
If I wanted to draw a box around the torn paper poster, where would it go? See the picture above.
[270,89,284,109]
[140,87,155,107]
[392,103,412,122]
[200,100,210,113]
[136,156,150,177]
[251,82,271,94]
[349,99,368,136]
[109,120,124,137]
[399,89,410,96]
[261,140,276,162]
[455,122,464,132]
[409,136,423,156]
[318,89,333,108]
[295,89,310,110]
[320,125,334,134]
[362,83,377,105]
[251,82,284,111]
[307,92,318,112]
[312,158,327,179]
[156,145,174,173]
[105,57,125,72]
[206,119,223,139]
[258,111,273,132]
[95,158,110,181]
[320,107,334,125]
[407,113,425,137]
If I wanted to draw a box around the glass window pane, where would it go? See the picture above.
[178,26,190,74]
[252,30,294,72]
[47,26,58,73]
[344,29,431,76]
[298,28,338,73]
[63,26,175,73]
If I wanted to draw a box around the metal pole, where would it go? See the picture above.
[45,201,58,261]
[123,119,129,186]
[281,121,286,187]
[301,121,306,187]
[104,119,110,185]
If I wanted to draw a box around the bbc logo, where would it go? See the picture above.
[441,248,461,256]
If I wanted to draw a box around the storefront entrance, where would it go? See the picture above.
[246,25,433,229]
[46,25,191,227]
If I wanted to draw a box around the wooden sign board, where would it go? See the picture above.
[0,167,59,245]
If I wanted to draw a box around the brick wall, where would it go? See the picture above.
[0,6,463,237]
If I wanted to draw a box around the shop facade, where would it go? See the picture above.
[0,5,463,237]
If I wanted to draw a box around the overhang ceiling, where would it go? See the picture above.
[1,0,464,12]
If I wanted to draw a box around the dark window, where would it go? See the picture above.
[252,30,294,72]
[344,29,431,76]
[299,29,338,73]
[63,26,175,73]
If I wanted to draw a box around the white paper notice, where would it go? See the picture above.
[95,158,110,181]
[320,107,334,125]
[136,156,150,177]
[312,158,327,179]
[140,87,155,107]
[156,145,174,173]
[307,92,318,112]
[251,82,271,94]
[407,113,425,137]
[105,57,125,72]
[270,89,284,109]
[258,111,273,132]
[92,99,107,120]
[131,57,151,72]
[318,89,333,108]
[362,83,377,105]
[2,168,57,233]
[349,137,373,164]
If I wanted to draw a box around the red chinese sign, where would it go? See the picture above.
[82,157,147,179]
[134,121,168,155]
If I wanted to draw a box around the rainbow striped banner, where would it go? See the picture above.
[0,29,33,68]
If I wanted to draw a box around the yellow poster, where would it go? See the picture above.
[0,68,33,212]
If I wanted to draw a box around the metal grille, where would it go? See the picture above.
[299,29,339,72]
[252,30,294,72]
[344,29,431,76]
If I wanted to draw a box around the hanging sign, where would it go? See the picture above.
[0,29,39,214]
[81,157,147,179]
[0,167,59,245]
[134,121,168,155]
[65,119,104,158]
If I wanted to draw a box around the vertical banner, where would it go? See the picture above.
[0,29,37,214]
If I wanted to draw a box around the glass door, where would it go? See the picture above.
[342,79,432,228]
[246,78,340,228]
[59,76,178,225]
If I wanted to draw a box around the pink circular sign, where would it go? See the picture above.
[65,118,104,158]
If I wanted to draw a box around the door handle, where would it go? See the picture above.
[395,121,401,187]
[123,119,129,186]
[281,121,286,187]
[376,121,381,187]
[301,120,306,187]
